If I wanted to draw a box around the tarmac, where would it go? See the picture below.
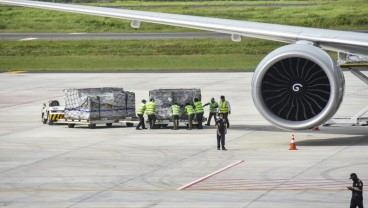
[0,71,367,208]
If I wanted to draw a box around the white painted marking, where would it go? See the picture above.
[177,160,245,190]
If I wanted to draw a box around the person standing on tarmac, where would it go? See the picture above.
[185,102,195,130]
[136,99,147,130]
[171,102,180,130]
[218,95,231,128]
[216,113,227,150]
[193,98,204,129]
[347,173,364,208]
[146,98,156,129]
[203,97,219,126]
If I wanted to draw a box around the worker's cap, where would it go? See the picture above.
[150,98,155,101]
[350,173,357,179]
[142,99,146,102]
[220,95,225,99]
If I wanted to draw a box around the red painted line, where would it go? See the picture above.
[177,160,245,191]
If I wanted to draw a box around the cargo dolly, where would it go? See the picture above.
[58,117,139,129]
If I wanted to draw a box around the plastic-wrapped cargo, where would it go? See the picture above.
[149,88,201,120]
[63,88,135,120]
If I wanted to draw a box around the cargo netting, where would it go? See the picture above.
[149,88,201,120]
[63,88,135,120]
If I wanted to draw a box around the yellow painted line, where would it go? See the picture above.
[1,71,27,74]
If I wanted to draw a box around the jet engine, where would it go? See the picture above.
[252,44,345,130]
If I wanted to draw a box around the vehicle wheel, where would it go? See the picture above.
[106,123,113,127]
[88,124,96,129]
[48,115,53,125]
[162,124,168,128]
[42,113,47,124]
[68,124,75,128]
[126,122,134,127]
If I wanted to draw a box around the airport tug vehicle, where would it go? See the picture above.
[41,100,65,125]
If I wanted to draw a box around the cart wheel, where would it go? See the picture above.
[126,122,134,127]
[42,113,47,124]
[106,123,113,127]
[68,124,75,128]
[88,124,96,129]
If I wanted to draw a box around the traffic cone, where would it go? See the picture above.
[289,134,298,150]
[312,126,320,131]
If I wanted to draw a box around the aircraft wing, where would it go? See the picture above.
[1,0,368,55]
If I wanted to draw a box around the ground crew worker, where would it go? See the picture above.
[193,98,204,129]
[347,173,364,208]
[218,95,231,128]
[216,113,227,150]
[171,102,180,130]
[136,99,147,130]
[203,97,218,126]
[146,98,156,129]
[185,102,195,130]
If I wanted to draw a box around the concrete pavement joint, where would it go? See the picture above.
[66,127,264,207]
[241,135,368,208]
[0,133,131,176]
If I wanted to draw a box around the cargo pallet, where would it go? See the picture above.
[58,117,139,129]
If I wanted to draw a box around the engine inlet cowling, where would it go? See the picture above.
[252,44,345,130]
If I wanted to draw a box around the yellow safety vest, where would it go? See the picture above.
[171,104,180,116]
[146,101,156,115]
[219,101,229,113]
[185,105,195,115]
[194,101,204,113]
[208,101,218,113]
[136,103,146,115]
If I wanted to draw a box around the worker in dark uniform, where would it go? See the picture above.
[347,173,364,208]
[216,113,227,150]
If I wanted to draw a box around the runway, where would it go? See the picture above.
[0,72,367,207]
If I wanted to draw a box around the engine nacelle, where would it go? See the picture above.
[252,44,345,130]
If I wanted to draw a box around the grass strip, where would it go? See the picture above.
[0,39,283,56]
[1,0,367,32]
[0,54,263,71]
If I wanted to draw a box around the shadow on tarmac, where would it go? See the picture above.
[297,136,368,146]
[229,124,368,136]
